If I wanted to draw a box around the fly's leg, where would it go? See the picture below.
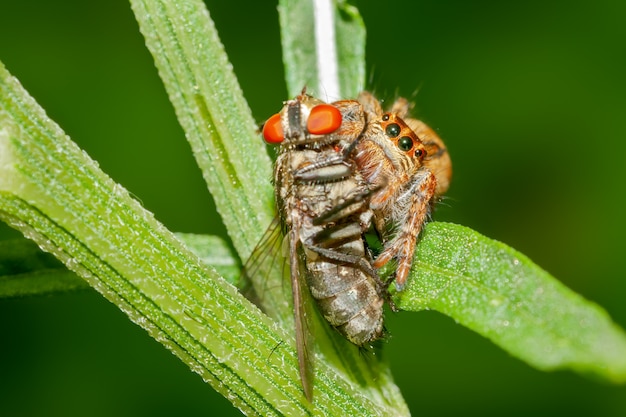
[373,170,437,290]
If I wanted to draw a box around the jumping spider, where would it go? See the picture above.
[355,92,452,290]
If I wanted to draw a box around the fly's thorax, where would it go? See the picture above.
[274,145,344,223]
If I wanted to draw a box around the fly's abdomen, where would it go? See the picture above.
[303,219,384,346]
[308,263,384,345]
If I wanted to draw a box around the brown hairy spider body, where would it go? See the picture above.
[355,92,452,290]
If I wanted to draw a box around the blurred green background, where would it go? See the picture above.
[1,0,625,416]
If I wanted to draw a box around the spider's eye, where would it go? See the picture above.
[382,113,390,121]
[414,148,425,158]
[385,123,401,138]
[398,136,413,151]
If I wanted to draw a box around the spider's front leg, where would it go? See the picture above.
[372,169,437,290]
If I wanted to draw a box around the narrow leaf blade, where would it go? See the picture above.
[0,238,89,297]
[395,222,626,383]
[0,234,241,299]
[174,233,241,287]
[279,0,366,98]
[129,0,298,329]
[130,0,275,263]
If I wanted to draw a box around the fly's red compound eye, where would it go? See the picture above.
[307,104,342,135]
[263,113,284,144]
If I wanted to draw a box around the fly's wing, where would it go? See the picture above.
[241,216,289,312]
[289,224,314,401]
[243,215,314,400]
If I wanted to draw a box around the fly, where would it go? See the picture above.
[261,91,385,400]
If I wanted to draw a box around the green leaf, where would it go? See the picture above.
[174,233,241,287]
[393,222,626,383]
[129,0,296,326]
[279,0,366,98]
[0,238,89,297]
[0,234,241,299]
[130,0,275,263]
